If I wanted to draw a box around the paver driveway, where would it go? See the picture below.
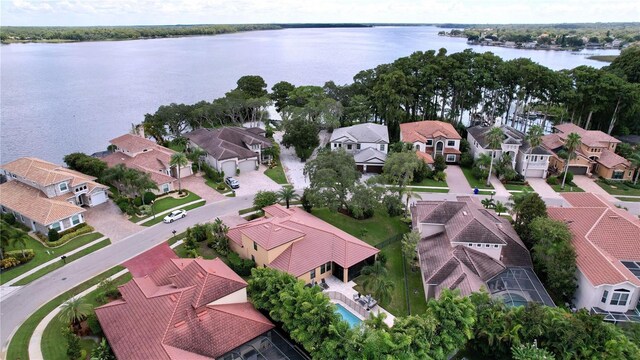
[180,173,226,202]
[444,165,473,195]
[571,175,618,203]
[233,165,284,197]
[83,201,143,242]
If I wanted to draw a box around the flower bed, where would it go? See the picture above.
[1,249,35,270]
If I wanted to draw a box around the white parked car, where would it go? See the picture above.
[225,176,240,189]
[163,209,187,223]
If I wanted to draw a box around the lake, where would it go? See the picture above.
[0,26,620,164]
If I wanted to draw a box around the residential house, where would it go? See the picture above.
[184,127,272,176]
[227,204,379,284]
[467,124,552,178]
[0,157,108,234]
[95,258,284,359]
[400,120,462,164]
[411,197,554,306]
[103,134,193,194]
[547,193,640,323]
[542,123,633,180]
[329,123,389,173]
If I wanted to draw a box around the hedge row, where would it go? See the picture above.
[46,225,95,247]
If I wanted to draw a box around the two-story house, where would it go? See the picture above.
[184,127,272,176]
[0,157,108,234]
[411,197,554,307]
[227,204,379,284]
[548,193,640,323]
[400,120,462,164]
[467,124,552,178]
[542,123,633,180]
[329,123,389,173]
[103,134,193,194]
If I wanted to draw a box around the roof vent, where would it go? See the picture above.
[174,321,186,328]
[196,272,204,279]
[609,215,619,219]
[197,310,208,319]
[462,211,468,216]
[169,295,177,302]
[274,227,281,232]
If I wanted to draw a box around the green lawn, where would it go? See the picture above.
[460,166,494,189]
[264,158,288,185]
[503,183,533,191]
[1,232,104,285]
[408,187,450,193]
[311,208,408,247]
[129,191,203,223]
[616,196,640,202]
[41,272,133,359]
[14,239,111,286]
[596,180,640,196]
[205,178,232,194]
[551,184,584,193]
[141,201,207,226]
[411,177,448,187]
[6,266,126,360]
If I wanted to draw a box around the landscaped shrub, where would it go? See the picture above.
[460,152,474,168]
[143,192,156,204]
[383,195,404,216]
[301,189,314,212]
[47,225,94,247]
[97,278,120,299]
[559,171,574,184]
[48,228,60,242]
[116,198,131,214]
[216,183,226,191]
[1,213,16,225]
[1,257,21,270]
[133,197,143,207]
[412,161,433,183]
[86,311,102,336]
[58,223,88,237]
[434,154,447,172]
[546,176,559,185]
[236,168,240,176]
[433,171,447,182]
[228,252,255,276]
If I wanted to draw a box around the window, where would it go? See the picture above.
[447,140,455,146]
[426,139,433,146]
[610,289,630,306]
[485,244,490,248]
[326,262,331,271]
[253,241,258,251]
[446,154,456,162]
[347,144,352,150]
[493,245,499,248]
[71,214,81,226]
[476,244,482,248]
[310,269,316,279]
[251,255,255,262]
[51,222,62,232]
[601,290,609,303]
[163,184,170,193]
[613,170,625,180]
[468,243,473,247]
[320,264,326,274]
[333,143,338,148]
[356,144,361,150]
[379,144,385,151]
[59,182,68,192]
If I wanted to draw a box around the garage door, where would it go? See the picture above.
[366,165,383,174]
[90,191,108,206]
[525,169,545,178]
[238,159,257,173]
[568,166,588,175]
[356,165,365,172]
[221,161,236,177]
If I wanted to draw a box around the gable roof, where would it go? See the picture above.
[110,134,161,154]
[547,193,640,287]
[330,123,389,144]
[400,121,462,143]
[597,148,630,169]
[467,125,531,150]
[95,258,273,360]
[554,123,620,147]
[1,157,105,189]
[227,205,379,277]
[185,127,271,161]
[353,148,387,164]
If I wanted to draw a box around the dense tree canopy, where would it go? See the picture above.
[304,149,360,211]
[63,152,108,180]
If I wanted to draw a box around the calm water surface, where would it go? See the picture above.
[0,26,619,163]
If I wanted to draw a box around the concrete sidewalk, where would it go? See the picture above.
[136,199,206,225]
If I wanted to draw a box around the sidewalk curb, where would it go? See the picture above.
[136,199,206,225]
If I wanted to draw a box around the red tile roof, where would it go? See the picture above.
[547,193,640,287]
[417,151,434,164]
[227,205,379,277]
[554,123,620,147]
[596,149,630,169]
[400,120,462,143]
[95,258,273,360]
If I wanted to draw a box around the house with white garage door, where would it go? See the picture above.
[185,127,272,176]
[329,123,389,173]
[0,157,108,234]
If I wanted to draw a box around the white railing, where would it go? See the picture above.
[325,291,370,319]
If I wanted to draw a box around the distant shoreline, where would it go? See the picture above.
[586,55,618,63]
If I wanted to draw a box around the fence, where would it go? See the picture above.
[325,291,371,319]
[374,233,404,249]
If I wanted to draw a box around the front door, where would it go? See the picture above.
[76,195,83,206]
[435,141,444,157]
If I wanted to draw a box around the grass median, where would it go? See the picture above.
[141,201,206,226]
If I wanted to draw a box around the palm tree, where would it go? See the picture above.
[481,198,495,209]
[404,188,422,214]
[523,125,544,179]
[12,235,27,258]
[371,278,395,305]
[494,201,508,216]
[485,127,504,187]
[561,132,582,190]
[170,152,189,194]
[360,261,388,293]
[629,151,640,185]
[187,148,207,173]
[277,185,299,209]
[59,297,92,326]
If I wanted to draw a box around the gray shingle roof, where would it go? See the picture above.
[185,127,271,161]
[353,148,387,164]
[330,123,389,144]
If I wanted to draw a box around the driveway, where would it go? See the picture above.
[444,165,473,195]
[273,130,330,190]
[180,173,226,203]
[571,175,618,203]
[527,178,567,207]
[83,201,144,242]
[233,165,284,198]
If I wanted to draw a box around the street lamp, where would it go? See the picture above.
[490,191,496,201]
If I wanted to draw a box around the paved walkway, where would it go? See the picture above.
[136,199,206,225]
[273,131,308,189]
[488,176,510,198]
[444,165,473,195]
[527,178,564,202]
[84,201,143,242]
[571,176,618,203]
[181,174,226,202]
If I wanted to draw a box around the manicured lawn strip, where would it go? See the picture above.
[141,201,206,226]
[205,178,231,194]
[167,231,188,246]
[264,158,288,184]
[616,196,640,202]
[478,190,496,195]
[460,167,494,189]
[409,187,450,193]
[6,266,126,360]
[311,208,408,247]
[40,272,133,359]
[239,207,256,215]
[1,232,104,285]
[411,177,448,187]
[14,239,112,286]
[551,184,584,193]
[503,183,533,191]
[173,242,230,266]
[596,180,640,196]
[129,191,203,223]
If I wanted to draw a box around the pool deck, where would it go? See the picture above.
[324,276,395,328]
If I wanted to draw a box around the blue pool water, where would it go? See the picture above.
[335,303,362,327]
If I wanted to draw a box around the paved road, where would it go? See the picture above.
[0,195,254,353]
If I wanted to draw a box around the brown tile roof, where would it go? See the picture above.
[95,258,273,360]
[1,157,104,189]
[110,133,161,154]
[227,205,379,277]
[596,149,630,169]
[0,181,85,225]
[103,152,176,186]
[185,127,271,161]
[400,120,462,143]
[547,194,640,287]
[554,123,620,146]
[416,151,434,164]
[541,133,565,151]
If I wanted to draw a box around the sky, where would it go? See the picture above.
[1,0,639,26]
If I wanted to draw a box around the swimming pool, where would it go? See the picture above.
[335,303,362,327]
[502,293,528,307]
